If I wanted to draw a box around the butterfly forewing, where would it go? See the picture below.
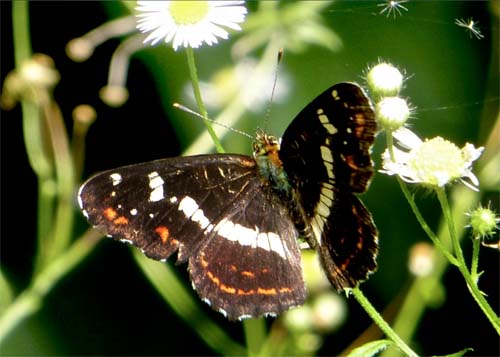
[279,82,378,290]
[79,154,305,320]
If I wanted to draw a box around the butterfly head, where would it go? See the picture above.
[253,129,281,161]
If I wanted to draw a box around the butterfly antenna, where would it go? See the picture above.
[263,48,284,131]
[173,103,253,139]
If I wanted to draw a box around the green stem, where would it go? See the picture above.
[13,1,56,273]
[132,251,246,356]
[12,1,31,65]
[351,287,418,357]
[0,230,101,345]
[42,102,76,261]
[397,178,458,266]
[185,47,225,153]
[470,237,481,282]
[435,188,500,334]
[182,39,279,156]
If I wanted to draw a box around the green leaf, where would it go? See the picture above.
[0,269,14,314]
[346,339,393,357]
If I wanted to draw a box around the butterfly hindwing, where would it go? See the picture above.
[189,177,305,319]
[315,189,378,289]
[78,154,305,320]
[279,82,378,290]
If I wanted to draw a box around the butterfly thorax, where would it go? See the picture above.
[253,130,293,201]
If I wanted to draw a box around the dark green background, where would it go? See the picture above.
[1,1,498,355]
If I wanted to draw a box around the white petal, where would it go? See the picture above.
[460,176,480,192]
[462,143,484,165]
[393,127,423,150]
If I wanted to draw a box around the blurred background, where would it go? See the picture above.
[1,1,499,356]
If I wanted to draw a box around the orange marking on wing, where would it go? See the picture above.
[257,287,277,295]
[354,113,366,130]
[344,155,359,170]
[113,216,129,225]
[103,207,118,221]
[207,271,236,294]
[155,226,170,244]
[199,252,209,268]
[241,271,255,278]
[207,271,220,285]
[229,265,237,272]
[221,284,236,294]
[237,289,255,296]
[205,268,290,297]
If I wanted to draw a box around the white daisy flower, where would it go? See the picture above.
[381,127,484,191]
[136,1,247,50]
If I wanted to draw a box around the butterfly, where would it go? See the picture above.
[78,82,378,320]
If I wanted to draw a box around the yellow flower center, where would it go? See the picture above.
[408,137,463,186]
[169,1,209,25]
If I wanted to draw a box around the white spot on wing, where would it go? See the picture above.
[317,109,338,134]
[320,146,333,163]
[179,196,198,217]
[238,314,253,320]
[110,173,122,186]
[214,219,289,259]
[130,208,138,215]
[324,161,335,179]
[311,216,326,245]
[218,308,228,318]
[170,196,178,203]
[148,171,164,202]
[317,201,330,217]
[179,196,214,232]
[323,123,338,135]
[321,186,334,200]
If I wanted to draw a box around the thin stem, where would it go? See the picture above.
[435,187,500,334]
[132,251,246,356]
[182,39,279,156]
[397,178,458,265]
[435,188,464,261]
[470,237,481,282]
[42,101,75,261]
[12,1,56,273]
[185,47,225,153]
[351,287,418,357]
